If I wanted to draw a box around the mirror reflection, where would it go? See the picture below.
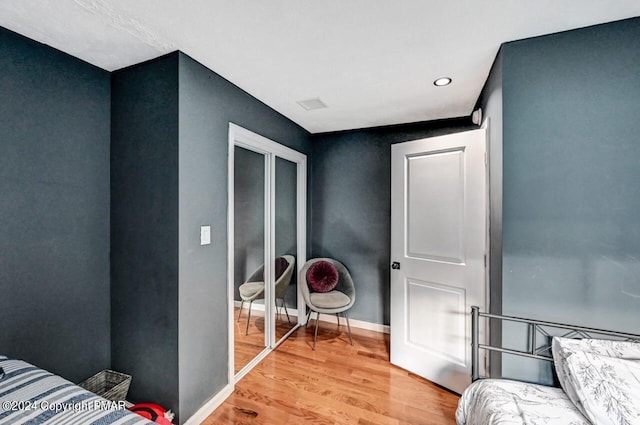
[234,146,266,374]
[274,157,298,342]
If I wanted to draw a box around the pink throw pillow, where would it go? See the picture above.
[307,261,339,293]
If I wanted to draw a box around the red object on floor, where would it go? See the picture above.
[129,403,173,425]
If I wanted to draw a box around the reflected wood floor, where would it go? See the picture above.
[235,307,298,374]
[208,319,459,424]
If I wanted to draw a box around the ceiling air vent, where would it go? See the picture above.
[297,98,327,111]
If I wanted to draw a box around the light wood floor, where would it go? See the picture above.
[210,319,459,424]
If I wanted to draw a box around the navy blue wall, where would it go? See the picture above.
[311,119,474,325]
[111,51,311,422]
[111,53,180,411]
[15,12,640,417]
[495,18,640,382]
[176,52,311,420]
[0,27,111,382]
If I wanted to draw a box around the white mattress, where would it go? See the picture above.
[456,379,591,425]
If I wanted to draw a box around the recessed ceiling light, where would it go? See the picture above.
[434,77,452,87]
[297,98,328,111]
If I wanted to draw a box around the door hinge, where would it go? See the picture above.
[484,254,487,268]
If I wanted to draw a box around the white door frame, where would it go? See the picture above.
[482,119,491,377]
[227,123,307,384]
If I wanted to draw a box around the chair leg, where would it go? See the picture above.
[344,311,353,346]
[281,299,291,324]
[305,309,312,328]
[237,300,244,322]
[313,312,320,351]
[336,313,340,328]
[245,300,253,336]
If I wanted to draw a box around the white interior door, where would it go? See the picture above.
[390,129,487,394]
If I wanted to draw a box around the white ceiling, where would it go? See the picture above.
[1,1,639,133]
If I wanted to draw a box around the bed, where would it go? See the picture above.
[456,308,640,425]
[0,355,155,425]
[457,379,589,424]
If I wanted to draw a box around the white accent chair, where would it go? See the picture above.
[237,255,296,335]
[300,258,356,350]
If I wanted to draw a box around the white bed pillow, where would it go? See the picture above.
[564,350,640,425]
[552,337,640,416]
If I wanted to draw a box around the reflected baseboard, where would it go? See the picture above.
[233,301,390,334]
[234,300,288,317]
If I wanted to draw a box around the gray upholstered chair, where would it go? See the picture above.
[300,258,356,350]
[237,255,296,335]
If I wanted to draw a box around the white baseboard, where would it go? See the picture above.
[233,300,297,317]
[234,300,389,334]
[310,311,390,334]
[183,383,233,425]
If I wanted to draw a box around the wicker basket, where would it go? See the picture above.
[79,370,131,401]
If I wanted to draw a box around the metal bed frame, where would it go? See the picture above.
[471,305,640,382]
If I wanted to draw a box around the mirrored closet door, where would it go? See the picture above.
[228,124,307,382]
[233,146,267,375]
[274,157,299,341]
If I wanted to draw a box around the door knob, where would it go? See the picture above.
[391,262,400,270]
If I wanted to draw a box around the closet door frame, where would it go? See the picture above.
[227,123,307,384]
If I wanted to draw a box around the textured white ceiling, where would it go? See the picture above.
[1,1,639,133]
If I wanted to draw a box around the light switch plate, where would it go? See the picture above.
[200,226,211,245]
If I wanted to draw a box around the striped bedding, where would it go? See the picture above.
[0,356,154,425]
